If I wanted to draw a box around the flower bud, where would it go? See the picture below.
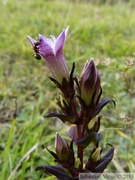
[80,59,100,106]
[88,117,97,130]
[91,147,101,162]
[74,158,81,170]
[54,132,71,161]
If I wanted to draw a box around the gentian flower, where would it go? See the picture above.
[27,26,69,84]
[27,27,115,179]
[80,59,101,106]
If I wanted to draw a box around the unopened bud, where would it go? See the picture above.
[74,158,81,170]
[80,59,100,106]
[91,147,101,162]
[55,132,70,161]
[88,117,97,130]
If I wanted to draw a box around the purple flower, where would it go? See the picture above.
[80,59,101,106]
[27,26,69,84]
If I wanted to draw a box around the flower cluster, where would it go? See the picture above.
[27,26,115,180]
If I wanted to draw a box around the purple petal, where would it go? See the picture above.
[38,34,54,58]
[27,35,37,46]
[65,25,69,37]
[55,26,69,54]
[69,126,78,142]
[27,28,69,84]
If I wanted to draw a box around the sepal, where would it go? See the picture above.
[35,165,73,180]
[49,62,75,98]
[76,132,102,149]
[85,144,114,173]
[92,98,116,118]
[45,112,74,123]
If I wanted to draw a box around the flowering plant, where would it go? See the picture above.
[27,26,115,180]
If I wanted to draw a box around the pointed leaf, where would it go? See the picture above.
[95,145,114,173]
[74,77,81,95]
[69,62,75,87]
[70,141,74,152]
[101,144,114,159]
[35,165,73,180]
[45,112,73,123]
[95,86,102,105]
[76,132,102,148]
[49,77,61,88]
[93,116,102,132]
[46,147,58,159]
[92,98,116,118]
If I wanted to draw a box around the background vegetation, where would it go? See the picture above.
[0,0,135,179]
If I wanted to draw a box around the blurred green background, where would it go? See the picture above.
[0,0,135,179]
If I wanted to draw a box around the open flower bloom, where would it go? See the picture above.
[80,59,101,106]
[27,26,69,84]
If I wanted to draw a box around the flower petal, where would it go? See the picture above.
[27,28,69,84]
[69,126,78,142]
[27,35,37,46]
[38,34,54,57]
[55,26,69,55]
